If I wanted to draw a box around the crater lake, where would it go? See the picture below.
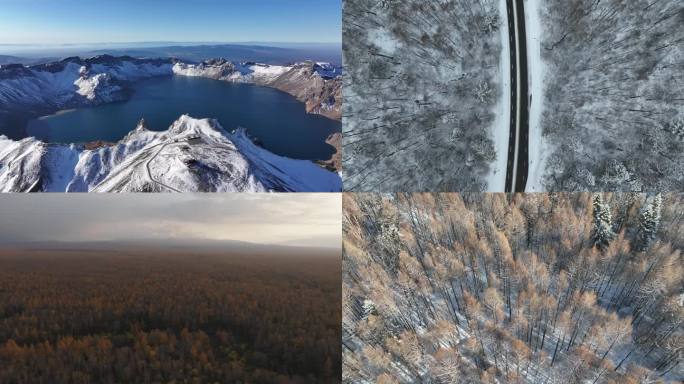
[24,76,340,161]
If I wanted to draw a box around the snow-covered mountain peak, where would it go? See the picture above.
[0,56,172,109]
[0,55,341,123]
[171,59,342,120]
[163,114,230,143]
[0,55,342,189]
[0,115,341,192]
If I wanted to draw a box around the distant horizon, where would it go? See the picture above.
[0,41,342,62]
[0,41,341,47]
[0,194,342,249]
[0,0,341,45]
[0,237,340,251]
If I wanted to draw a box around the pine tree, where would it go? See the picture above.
[592,194,615,250]
[362,299,377,320]
[638,194,661,251]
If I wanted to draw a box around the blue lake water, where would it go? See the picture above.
[26,76,340,160]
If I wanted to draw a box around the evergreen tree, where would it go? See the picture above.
[638,194,662,251]
[362,299,377,320]
[343,193,684,383]
[592,194,615,250]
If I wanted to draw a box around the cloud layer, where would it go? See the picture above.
[0,193,341,248]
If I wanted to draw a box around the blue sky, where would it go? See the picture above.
[0,0,341,44]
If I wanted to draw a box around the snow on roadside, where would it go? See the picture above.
[487,0,512,192]
[525,0,549,191]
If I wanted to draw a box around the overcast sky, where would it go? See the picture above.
[0,194,341,248]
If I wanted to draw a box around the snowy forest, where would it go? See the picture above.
[343,193,683,383]
[538,0,684,191]
[343,0,502,191]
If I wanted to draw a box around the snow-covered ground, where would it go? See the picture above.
[0,56,342,124]
[0,135,43,192]
[527,0,682,191]
[73,72,122,102]
[241,63,290,82]
[0,115,342,192]
[487,0,512,192]
[0,56,342,189]
[173,59,342,120]
[171,61,291,83]
[343,0,502,191]
[0,59,172,108]
[171,61,340,84]
[525,0,550,191]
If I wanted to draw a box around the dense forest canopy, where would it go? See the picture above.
[539,0,684,191]
[343,0,502,191]
[0,249,341,384]
[343,193,683,383]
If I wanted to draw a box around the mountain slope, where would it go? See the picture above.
[0,55,342,172]
[0,56,172,110]
[172,60,342,120]
[0,115,341,192]
[0,55,341,121]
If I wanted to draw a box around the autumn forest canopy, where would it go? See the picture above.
[343,193,683,383]
[0,248,341,384]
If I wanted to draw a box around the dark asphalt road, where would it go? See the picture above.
[515,0,530,192]
[504,0,530,193]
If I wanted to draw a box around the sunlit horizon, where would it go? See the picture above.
[0,194,341,249]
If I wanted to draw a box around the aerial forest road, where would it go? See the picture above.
[504,0,530,192]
